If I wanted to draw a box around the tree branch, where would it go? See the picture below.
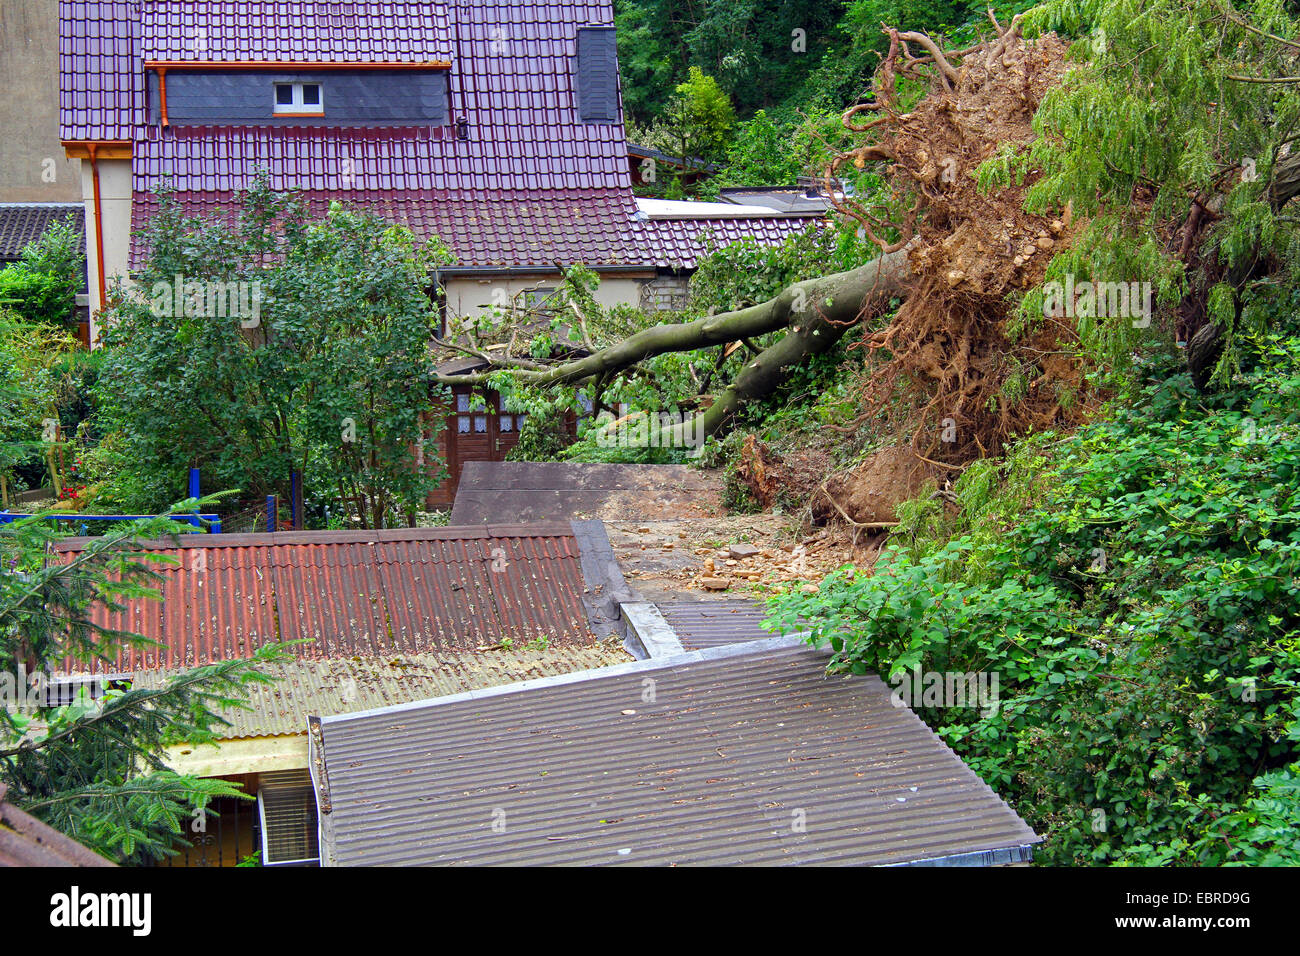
[433,250,911,389]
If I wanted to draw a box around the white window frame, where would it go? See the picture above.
[273,82,324,115]
[40,673,130,708]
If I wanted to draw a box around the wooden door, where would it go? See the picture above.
[451,386,491,488]
[491,391,526,461]
[432,388,535,508]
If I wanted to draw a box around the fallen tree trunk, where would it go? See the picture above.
[433,249,910,399]
[661,251,908,442]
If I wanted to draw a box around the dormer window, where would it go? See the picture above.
[274,82,323,115]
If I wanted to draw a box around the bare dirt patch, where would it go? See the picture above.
[811,444,942,525]
[609,513,885,604]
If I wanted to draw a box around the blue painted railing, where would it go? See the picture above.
[0,513,223,534]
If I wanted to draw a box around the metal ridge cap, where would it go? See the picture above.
[621,602,683,660]
[142,60,454,71]
[314,633,820,727]
[884,842,1043,867]
[49,522,579,552]
[568,518,633,643]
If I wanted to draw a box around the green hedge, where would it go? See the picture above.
[0,265,77,328]
[768,338,1300,865]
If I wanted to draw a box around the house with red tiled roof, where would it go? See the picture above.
[58,0,822,342]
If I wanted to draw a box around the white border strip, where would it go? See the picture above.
[621,602,685,659]
[317,634,816,727]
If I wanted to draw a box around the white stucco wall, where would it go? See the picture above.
[442,273,652,321]
[80,156,132,341]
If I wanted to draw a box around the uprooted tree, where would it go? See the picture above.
[436,1,1300,502]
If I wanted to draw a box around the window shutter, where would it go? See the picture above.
[258,770,320,865]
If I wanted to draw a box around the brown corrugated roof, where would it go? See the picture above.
[52,524,613,673]
[311,638,1041,866]
[0,785,116,867]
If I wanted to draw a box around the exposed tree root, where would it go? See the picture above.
[435,19,1109,529]
[826,22,1099,476]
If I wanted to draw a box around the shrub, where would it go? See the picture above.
[768,338,1300,864]
[0,218,84,328]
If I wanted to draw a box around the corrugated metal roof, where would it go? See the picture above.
[0,785,115,867]
[655,599,777,650]
[51,524,612,673]
[133,645,630,739]
[312,639,1041,866]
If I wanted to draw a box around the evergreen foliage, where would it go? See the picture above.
[0,506,286,862]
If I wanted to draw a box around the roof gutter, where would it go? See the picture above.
[60,140,131,160]
[437,264,655,279]
[143,60,452,71]
[888,844,1039,867]
[307,716,336,867]
[157,67,170,127]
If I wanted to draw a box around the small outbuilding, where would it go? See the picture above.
[309,637,1041,866]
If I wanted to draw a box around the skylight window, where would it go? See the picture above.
[274,82,324,115]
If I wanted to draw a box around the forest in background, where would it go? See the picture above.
[615,0,1035,194]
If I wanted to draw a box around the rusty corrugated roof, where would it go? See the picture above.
[52,524,615,674]
[311,638,1041,866]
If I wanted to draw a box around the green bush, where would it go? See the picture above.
[0,266,76,327]
[93,181,445,526]
[767,338,1300,864]
[0,218,84,328]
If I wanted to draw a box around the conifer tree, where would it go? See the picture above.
[0,505,284,863]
